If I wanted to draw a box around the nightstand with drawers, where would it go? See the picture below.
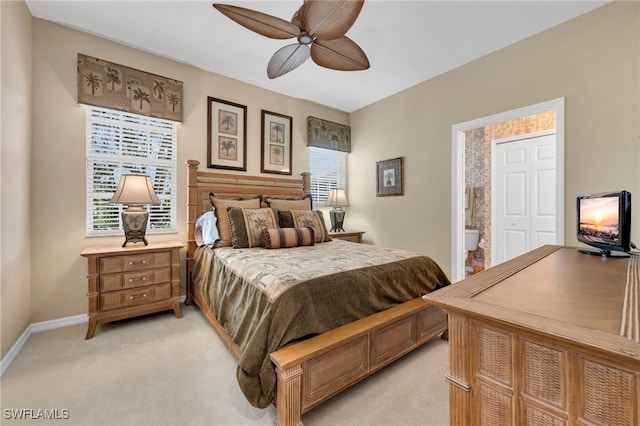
[80,241,184,339]
[329,230,365,243]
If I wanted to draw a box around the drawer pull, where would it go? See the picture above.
[128,260,147,265]
[128,277,148,282]
[129,293,148,300]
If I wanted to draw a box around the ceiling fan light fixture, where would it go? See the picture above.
[298,33,314,45]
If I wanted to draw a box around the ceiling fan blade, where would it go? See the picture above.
[311,36,370,71]
[294,0,365,40]
[267,43,311,79]
[213,3,300,39]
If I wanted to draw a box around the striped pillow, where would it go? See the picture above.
[262,227,316,249]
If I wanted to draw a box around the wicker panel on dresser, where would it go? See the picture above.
[81,241,184,339]
[424,246,640,425]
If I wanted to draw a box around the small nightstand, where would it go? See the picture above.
[80,241,184,339]
[329,230,365,243]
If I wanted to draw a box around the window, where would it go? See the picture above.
[86,106,177,236]
[308,147,347,205]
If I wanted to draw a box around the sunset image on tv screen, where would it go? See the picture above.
[579,197,619,243]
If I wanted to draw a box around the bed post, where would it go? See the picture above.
[301,172,310,196]
[274,364,303,426]
[185,160,199,305]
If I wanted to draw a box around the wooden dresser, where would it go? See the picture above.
[81,241,184,339]
[424,245,640,425]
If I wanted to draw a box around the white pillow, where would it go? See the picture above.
[195,211,219,246]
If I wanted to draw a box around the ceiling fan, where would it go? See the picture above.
[213,0,370,79]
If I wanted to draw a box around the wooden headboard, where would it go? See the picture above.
[185,160,310,303]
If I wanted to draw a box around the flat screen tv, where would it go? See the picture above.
[576,190,632,257]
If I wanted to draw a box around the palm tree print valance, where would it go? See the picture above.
[77,53,183,122]
[306,116,351,153]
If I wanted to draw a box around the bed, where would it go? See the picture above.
[185,160,450,426]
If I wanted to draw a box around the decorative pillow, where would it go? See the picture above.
[278,210,332,243]
[264,195,313,211]
[227,207,278,248]
[194,211,219,246]
[209,193,261,247]
[263,227,316,249]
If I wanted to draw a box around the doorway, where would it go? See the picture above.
[451,98,565,282]
[492,131,557,264]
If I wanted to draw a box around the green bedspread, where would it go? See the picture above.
[191,240,450,408]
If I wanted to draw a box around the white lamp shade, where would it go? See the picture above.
[110,174,160,205]
[326,188,349,207]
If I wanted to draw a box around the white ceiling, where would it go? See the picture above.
[26,0,609,112]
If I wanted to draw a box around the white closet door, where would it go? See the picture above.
[494,134,556,264]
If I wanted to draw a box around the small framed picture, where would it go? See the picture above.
[261,110,292,175]
[376,157,404,196]
[207,97,247,171]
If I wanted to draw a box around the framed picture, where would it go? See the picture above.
[207,96,247,171]
[376,157,404,196]
[261,110,292,175]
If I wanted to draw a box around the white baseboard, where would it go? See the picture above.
[1,295,187,377]
[31,314,89,333]
[0,325,31,377]
[1,314,88,377]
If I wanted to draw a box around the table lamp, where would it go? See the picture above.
[326,188,349,232]
[110,174,160,247]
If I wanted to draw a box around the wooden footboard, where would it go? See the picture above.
[270,297,447,426]
[184,160,448,425]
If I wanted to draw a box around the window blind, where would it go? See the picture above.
[308,147,346,205]
[86,106,177,236]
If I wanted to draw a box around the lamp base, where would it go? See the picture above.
[329,207,345,233]
[121,205,149,247]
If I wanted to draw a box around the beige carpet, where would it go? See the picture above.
[1,306,449,426]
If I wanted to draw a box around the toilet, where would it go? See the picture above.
[464,229,480,260]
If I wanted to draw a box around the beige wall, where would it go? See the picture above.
[28,18,347,326]
[3,0,639,358]
[1,1,33,359]
[349,1,640,275]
